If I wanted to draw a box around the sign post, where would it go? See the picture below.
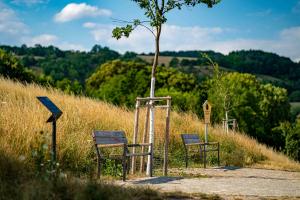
[37,96,62,163]
[203,100,212,168]
[203,100,212,143]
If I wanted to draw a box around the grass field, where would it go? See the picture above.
[0,77,299,174]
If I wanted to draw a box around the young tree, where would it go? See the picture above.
[112,0,220,174]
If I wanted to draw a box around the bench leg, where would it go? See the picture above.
[127,157,130,174]
[184,146,188,168]
[199,145,203,163]
[97,157,101,179]
[122,158,126,181]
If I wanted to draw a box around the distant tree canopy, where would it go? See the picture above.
[86,60,206,114]
[285,119,300,161]
[207,71,290,147]
[153,50,300,95]
[0,45,121,94]
[0,49,35,82]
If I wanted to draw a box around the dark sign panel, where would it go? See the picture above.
[37,96,62,122]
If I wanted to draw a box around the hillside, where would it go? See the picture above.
[0,77,299,173]
[140,50,300,100]
[137,55,197,67]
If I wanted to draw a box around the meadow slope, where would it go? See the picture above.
[0,77,299,173]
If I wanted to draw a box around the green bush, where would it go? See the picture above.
[285,120,300,161]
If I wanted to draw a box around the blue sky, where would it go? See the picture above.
[0,0,300,61]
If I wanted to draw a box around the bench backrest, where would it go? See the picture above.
[181,134,201,145]
[92,130,127,145]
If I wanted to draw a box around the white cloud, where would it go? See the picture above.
[0,2,29,46]
[22,34,87,51]
[54,3,112,23]
[23,34,58,46]
[0,2,87,52]
[211,27,300,61]
[83,22,97,28]
[83,23,224,53]
[0,3,28,36]
[58,42,88,52]
[84,23,300,61]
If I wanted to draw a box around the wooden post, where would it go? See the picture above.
[203,100,211,168]
[204,144,207,168]
[233,119,237,132]
[204,123,208,143]
[131,100,140,174]
[163,98,171,176]
[140,103,150,173]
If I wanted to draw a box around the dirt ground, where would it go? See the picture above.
[118,167,300,199]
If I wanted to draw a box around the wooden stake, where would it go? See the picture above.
[131,100,140,174]
[140,103,150,173]
[163,98,171,176]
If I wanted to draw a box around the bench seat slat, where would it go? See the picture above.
[93,131,128,145]
[181,134,199,140]
[93,131,126,137]
[94,138,127,145]
[184,139,201,144]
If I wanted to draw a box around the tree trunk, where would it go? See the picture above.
[146,26,161,175]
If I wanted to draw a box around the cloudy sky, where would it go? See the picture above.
[0,0,300,61]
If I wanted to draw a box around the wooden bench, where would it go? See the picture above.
[92,130,153,181]
[181,134,220,168]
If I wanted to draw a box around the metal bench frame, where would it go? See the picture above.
[181,134,220,168]
[92,130,153,181]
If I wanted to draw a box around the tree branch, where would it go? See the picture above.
[112,18,156,38]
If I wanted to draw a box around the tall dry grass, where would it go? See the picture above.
[0,77,299,172]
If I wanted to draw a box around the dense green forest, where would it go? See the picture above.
[147,50,300,101]
[1,44,300,161]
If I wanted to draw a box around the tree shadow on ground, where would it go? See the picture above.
[131,176,183,184]
[216,166,241,171]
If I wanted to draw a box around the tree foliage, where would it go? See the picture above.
[156,50,300,96]
[207,70,290,146]
[0,49,35,82]
[86,60,205,113]
[285,119,300,161]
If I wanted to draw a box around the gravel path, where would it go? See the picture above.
[120,167,300,198]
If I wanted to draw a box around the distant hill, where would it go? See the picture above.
[1,44,300,101]
[141,50,300,100]
[0,44,120,85]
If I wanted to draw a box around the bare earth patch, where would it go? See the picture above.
[118,167,300,199]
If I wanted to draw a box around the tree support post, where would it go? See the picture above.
[163,98,171,176]
[140,104,150,173]
[131,100,140,174]
[147,77,155,176]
